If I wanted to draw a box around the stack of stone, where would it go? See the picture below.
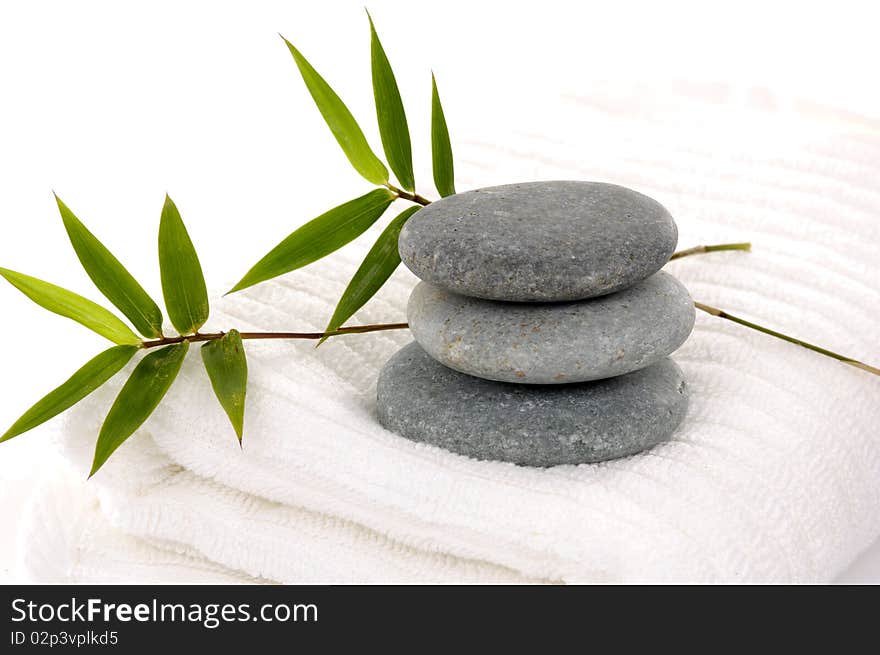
[377,181,695,467]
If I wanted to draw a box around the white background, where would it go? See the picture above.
[1,0,878,582]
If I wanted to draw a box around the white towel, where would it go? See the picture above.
[20,468,256,584]
[22,82,880,583]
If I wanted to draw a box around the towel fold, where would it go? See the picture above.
[21,82,880,583]
[23,462,536,583]
[20,468,255,584]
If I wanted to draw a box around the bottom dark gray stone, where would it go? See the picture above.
[377,342,688,467]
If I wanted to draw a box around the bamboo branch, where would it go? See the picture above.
[141,322,410,349]
[694,301,879,376]
[670,242,752,260]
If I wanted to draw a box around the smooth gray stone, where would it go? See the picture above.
[377,343,688,466]
[407,272,695,384]
[398,180,678,302]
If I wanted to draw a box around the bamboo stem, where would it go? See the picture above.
[694,301,879,376]
[669,242,752,260]
[141,322,410,349]
[145,238,878,378]
[386,183,432,206]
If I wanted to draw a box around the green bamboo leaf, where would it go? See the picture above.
[281,35,389,186]
[229,188,395,294]
[1,345,138,443]
[55,194,164,339]
[158,195,209,335]
[368,13,414,192]
[201,330,247,442]
[431,73,456,197]
[321,206,420,344]
[90,342,188,476]
[0,268,141,345]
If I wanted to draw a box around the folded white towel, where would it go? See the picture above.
[20,468,255,584]
[24,82,880,583]
[23,464,538,583]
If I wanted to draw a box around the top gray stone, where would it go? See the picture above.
[398,181,678,302]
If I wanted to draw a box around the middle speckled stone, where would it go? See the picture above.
[407,271,695,384]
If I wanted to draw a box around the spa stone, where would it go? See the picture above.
[407,272,695,384]
[398,181,678,302]
[377,342,688,467]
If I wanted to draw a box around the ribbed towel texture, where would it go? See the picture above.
[21,83,880,583]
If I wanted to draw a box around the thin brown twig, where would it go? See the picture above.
[141,323,410,349]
